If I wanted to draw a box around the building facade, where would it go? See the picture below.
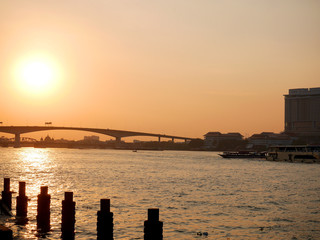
[83,135,100,142]
[204,132,243,149]
[248,132,293,149]
[284,88,320,136]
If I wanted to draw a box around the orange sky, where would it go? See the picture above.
[1,0,320,140]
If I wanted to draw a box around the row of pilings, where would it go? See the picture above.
[0,178,163,240]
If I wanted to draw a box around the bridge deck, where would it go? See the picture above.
[0,126,194,141]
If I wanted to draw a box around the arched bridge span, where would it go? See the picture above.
[0,126,194,148]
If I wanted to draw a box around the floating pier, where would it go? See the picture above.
[0,224,13,240]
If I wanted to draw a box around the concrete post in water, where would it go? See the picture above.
[97,199,113,240]
[16,182,28,217]
[1,178,12,210]
[61,192,76,239]
[37,186,51,232]
[144,208,163,240]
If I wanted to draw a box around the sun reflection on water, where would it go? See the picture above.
[16,148,56,197]
[2,148,62,239]
[18,148,51,171]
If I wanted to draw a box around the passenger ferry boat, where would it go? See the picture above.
[266,145,320,163]
[219,151,266,159]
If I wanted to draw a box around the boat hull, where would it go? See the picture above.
[219,152,265,159]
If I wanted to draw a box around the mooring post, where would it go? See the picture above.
[1,178,12,210]
[37,186,51,232]
[97,199,114,240]
[61,192,76,239]
[16,182,28,217]
[144,208,163,240]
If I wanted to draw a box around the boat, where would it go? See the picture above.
[265,145,320,163]
[219,151,266,158]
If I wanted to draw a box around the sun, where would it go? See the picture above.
[22,61,54,89]
[15,57,60,96]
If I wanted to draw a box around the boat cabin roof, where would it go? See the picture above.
[268,145,320,152]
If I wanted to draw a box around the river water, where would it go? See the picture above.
[0,148,319,239]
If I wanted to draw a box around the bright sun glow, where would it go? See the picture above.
[22,61,53,88]
[15,56,60,96]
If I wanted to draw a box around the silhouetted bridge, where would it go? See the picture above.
[0,126,195,148]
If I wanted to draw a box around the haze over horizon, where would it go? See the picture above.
[1,0,320,140]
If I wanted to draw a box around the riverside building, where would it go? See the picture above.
[204,132,243,149]
[284,87,320,138]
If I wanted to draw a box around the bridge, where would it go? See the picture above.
[0,126,195,148]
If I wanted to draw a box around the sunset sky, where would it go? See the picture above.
[1,0,320,140]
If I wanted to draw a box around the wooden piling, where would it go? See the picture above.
[61,192,76,239]
[97,199,113,240]
[0,225,13,240]
[16,182,28,217]
[1,178,12,211]
[144,208,163,240]
[37,186,51,232]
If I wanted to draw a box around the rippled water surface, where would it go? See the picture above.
[0,148,319,239]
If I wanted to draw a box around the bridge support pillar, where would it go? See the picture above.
[115,137,121,143]
[14,133,21,148]
[158,137,161,142]
[171,138,174,143]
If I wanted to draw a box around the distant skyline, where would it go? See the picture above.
[1,0,320,140]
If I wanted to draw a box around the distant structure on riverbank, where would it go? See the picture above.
[203,132,244,150]
[204,87,320,150]
[247,132,293,150]
[284,88,320,138]
[1,88,319,151]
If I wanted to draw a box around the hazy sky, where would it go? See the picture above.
[1,0,320,140]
